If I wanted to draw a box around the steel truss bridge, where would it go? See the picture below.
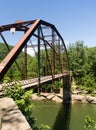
[0,19,70,102]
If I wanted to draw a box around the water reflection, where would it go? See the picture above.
[52,103,71,130]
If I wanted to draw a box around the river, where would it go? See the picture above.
[32,100,96,130]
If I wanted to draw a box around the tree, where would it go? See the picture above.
[68,41,87,81]
[68,41,96,89]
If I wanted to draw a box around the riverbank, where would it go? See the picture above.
[72,92,96,104]
[31,88,96,104]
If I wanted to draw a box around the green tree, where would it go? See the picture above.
[68,41,87,82]
[68,41,96,89]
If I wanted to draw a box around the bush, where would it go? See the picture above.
[84,115,96,130]
[53,81,62,93]
[3,82,35,127]
[40,83,52,93]
[40,80,62,93]
[3,81,50,130]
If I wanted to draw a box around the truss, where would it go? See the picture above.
[0,19,69,81]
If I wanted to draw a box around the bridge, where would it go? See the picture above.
[0,73,68,89]
[0,19,71,102]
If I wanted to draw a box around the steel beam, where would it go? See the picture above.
[0,32,24,78]
[40,25,52,76]
[24,45,27,79]
[37,26,40,93]
[0,19,40,80]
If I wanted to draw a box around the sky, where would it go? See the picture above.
[0,0,96,47]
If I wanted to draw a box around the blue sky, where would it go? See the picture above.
[0,0,96,47]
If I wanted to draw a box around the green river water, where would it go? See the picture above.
[32,100,96,130]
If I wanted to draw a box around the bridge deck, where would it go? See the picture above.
[0,73,69,90]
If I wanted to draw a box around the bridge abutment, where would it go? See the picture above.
[62,75,71,103]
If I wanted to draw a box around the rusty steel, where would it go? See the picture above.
[24,45,27,79]
[39,25,52,76]
[0,19,69,81]
[0,19,40,79]
[0,32,24,78]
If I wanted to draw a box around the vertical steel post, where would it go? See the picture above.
[52,29,55,83]
[58,38,63,73]
[38,26,40,93]
[39,26,52,76]
[24,44,27,79]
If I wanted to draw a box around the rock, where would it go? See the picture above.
[40,93,51,98]
[55,94,63,99]
[86,96,94,103]
[32,92,96,104]
[32,93,46,100]
[0,85,2,90]
[0,97,32,130]
[72,95,76,101]
[91,97,96,104]
[47,94,55,100]
[81,97,88,103]
[72,90,81,94]
[39,96,46,100]
[82,90,88,94]
[52,96,62,103]
[72,95,84,101]
[60,88,63,95]
[32,93,39,100]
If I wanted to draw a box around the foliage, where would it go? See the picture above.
[0,42,33,80]
[3,82,35,127]
[53,80,62,92]
[38,124,50,130]
[40,83,53,93]
[0,42,68,81]
[0,43,12,61]
[0,42,68,94]
[3,82,50,130]
[40,80,62,93]
[84,115,96,130]
[1,40,96,92]
[68,41,96,91]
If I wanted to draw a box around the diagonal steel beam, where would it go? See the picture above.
[0,32,25,78]
[0,19,40,80]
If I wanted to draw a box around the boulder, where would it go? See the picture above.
[40,93,50,98]
[55,94,63,99]
[72,90,81,94]
[47,94,55,100]
[0,97,32,130]
[32,93,39,100]
[52,96,62,103]
[91,97,96,104]
[32,93,46,100]
[72,95,84,101]
[81,97,88,103]
[86,96,94,103]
